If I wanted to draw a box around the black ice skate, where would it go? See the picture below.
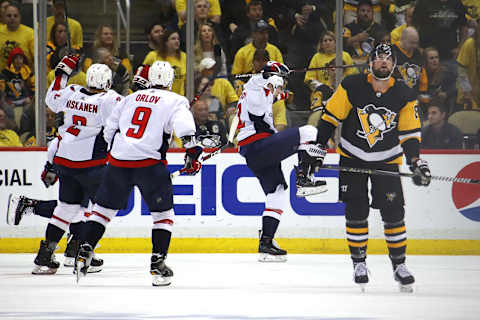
[7,194,35,226]
[32,240,60,275]
[74,243,93,283]
[394,263,415,293]
[258,235,287,262]
[150,254,173,286]
[294,166,327,197]
[353,262,369,292]
[64,237,103,273]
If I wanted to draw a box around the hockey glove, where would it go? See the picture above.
[55,55,80,77]
[41,162,58,188]
[131,64,151,91]
[409,158,431,186]
[181,146,203,175]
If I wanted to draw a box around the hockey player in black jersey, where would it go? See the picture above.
[315,43,431,292]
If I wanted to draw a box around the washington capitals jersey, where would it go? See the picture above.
[236,75,284,146]
[105,88,196,164]
[321,73,421,164]
[45,74,123,168]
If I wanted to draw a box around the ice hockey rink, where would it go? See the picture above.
[1,253,479,320]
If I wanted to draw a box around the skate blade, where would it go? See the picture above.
[32,265,58,275]
[296,185,328,197]
[152,275,172,286]
[87,266,103,273]
[75,259,86,284]
[399,284,414,293]
[258,253,287,262]
[63,257,75,267]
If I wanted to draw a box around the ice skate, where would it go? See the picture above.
[32,240,60,275]
[258,236,287,262]
[64,237,103,273]
[394,263,415,293]
[294,166,327,197]
[74,243,93,283]
[150,254,173,286]
[353,262,369,292]
[6,194,35,226]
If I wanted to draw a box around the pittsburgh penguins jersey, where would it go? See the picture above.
[320,73,421,164]
[45,74,123,168]
[236,74,286,146]
[105,88,196,165]
[196,120,227,148]
[392,43,428,93]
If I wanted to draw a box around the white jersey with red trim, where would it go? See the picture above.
[236,75,278,145]
[45,74,123,167]
[105,88,196,162]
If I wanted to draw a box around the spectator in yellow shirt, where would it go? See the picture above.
[390,5,414,44]
[143,29,187,96]
[456,23,480,110]
[0,3,34,71]
[46,0,83,49]
[176,0,221,26]
[0,107,21,146]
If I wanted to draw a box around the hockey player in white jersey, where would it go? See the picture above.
[237,61,328,262]
[75,61,202,286]
[31,56,123,275]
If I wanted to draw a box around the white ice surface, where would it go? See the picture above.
[0,254,479,320]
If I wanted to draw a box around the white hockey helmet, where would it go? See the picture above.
[149,60,175,90]
[264,74,284,91]
[86,63,112,90]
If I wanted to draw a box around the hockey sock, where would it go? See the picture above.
[45,223,65,244]
[346,219,368,263]
[69,221,85,241]
[34,200,57,218]
[84,221,106,248]
[261,216,280,239]
[152,229,172,256]
[384,220,407,268]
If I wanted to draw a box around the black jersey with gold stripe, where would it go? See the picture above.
[319,73,421,164]
[392,43,428,93]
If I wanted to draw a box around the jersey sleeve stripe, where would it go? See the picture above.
[399,131,421,144]
[321,113,340,127]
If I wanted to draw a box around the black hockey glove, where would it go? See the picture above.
[409,158,431,186]
[181,146,203,176]
[41,162,58,188]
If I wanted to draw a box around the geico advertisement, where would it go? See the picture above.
[1,150,479,239]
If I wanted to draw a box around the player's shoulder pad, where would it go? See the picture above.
[340,73,365,91]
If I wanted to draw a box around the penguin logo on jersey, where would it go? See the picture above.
[397,62,421,88]
[356,104,397,147]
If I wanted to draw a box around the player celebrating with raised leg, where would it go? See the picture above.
[236,61,328,262]
[32,56,123,274]
[75,61,202,286]
[315,43,431,292]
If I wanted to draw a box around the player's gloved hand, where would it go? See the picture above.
[41,162,58,188]
[131,64,150,91]
[55,55,80,76]
[409,158,431,186]
[181,146,203,175]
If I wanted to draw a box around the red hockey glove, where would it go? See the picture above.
[55,55,80,76]
[181,146,203,175]
[131,64,150,91]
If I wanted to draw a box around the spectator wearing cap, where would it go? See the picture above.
[229,0,279,61]
[421,97,463,149]
[198,57,238,120]
[231,19,284,82]
[343,0,383,63]
[46,0,83,49]
[194,22,227,76]
[0,46,34,128]
[0,2,34,71]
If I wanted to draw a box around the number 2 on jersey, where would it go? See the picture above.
[126,106,152,139]
[66,115,87,136]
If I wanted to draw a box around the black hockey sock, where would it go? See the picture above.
[84,221,106,248]
[34,200,57,218]
[152,229,172,256]
[261,216,280,239]
[69,221,85,241]
[45,223,65,244]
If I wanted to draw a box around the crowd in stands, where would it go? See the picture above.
[0,0,479,150]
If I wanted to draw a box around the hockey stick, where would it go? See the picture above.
[233,64,366,79]
[62,0,72,52]
[321,165,480,185]
[170,110,239,178]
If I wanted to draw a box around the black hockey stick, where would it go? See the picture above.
[62,0,72,52]
[321,165,480,185]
